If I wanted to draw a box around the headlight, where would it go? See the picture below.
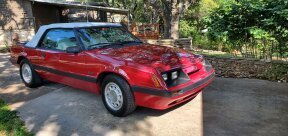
[171,71,178,80]
[162,73,168,81]
[161,70,179,81]
[161,69,190,87]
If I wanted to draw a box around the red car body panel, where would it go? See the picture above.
[10,42,214,110]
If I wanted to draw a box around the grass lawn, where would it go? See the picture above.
[194,50,240,58]
[194,50,288,61]
[0,100,32,136]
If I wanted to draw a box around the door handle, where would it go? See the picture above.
[40,52,46,58]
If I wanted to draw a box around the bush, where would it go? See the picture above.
[179,20,196,38]
[0,41,10,53]
[263,63,288,81]
[180,20,219,50]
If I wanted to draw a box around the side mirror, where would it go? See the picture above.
[66,46,81,54]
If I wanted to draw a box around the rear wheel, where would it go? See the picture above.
[20,59,42,88]
[101,75,136,117]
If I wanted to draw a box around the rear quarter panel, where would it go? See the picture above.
[10,43,40,65]
[10,43,26,65]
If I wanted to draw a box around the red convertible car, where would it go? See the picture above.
[10,23,214,116]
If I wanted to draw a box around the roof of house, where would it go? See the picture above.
[25,22,122,48]
[40,22,121,28]
[30,0,129,14]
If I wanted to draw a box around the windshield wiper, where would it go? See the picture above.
[88,43,112,49]
[120,41,142,44]
[88,41,142,49]
[111,41,142,46]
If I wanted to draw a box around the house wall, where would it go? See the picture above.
[0,0,123,48]
[0,0,34,47]
[67,8,99,22]
[32,2,61,30]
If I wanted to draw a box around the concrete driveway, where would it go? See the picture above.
[1,53,288,136]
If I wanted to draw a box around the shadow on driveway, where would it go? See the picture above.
[0,53,65,108]
[16,78,288,136]
[17,86,202,136]
[203,78,288,136]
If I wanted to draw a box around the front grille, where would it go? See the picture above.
[168,90,200,106]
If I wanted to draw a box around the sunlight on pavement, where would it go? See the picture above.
[10,101,25,110]
[1,84,29,95]
[101,93,204,136]
[36,115,61,136]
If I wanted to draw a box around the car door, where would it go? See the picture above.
[49,29,96,90]
[55,29,89,84]
[33,29,87,85]
[32,29,63,80]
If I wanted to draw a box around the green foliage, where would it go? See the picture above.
[194,50,237,58]
[179,20,196,38]
[182,0,219,32]
[0,42,10,53]
[130,0,152,23]
[180,20,218,49]
[180,0,220,49]
[207,0,288,58]
[0,100,33,136]
[4,41,10,52]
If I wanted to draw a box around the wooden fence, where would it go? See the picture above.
[142,38,193,50]
[130,23,160,39]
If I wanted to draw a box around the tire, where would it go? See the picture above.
[20,59,42,88]
[101,75,136,117]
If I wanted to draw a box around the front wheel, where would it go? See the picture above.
[20,59,42,88]
[101,75,136,117]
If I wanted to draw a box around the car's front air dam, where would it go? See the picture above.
[132,71,215,110]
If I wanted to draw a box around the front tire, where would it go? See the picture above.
[101,75,136,117]
[20,59,42,88]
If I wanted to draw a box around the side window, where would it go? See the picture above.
[39,29,77,51]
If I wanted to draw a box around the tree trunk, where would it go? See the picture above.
[145,0,196,39]
[163,18,171,38]
[121,0,127,9]
[170,1,180,39]
[161,1,172,39]
[170,11,180,39]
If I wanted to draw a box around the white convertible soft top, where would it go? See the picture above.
[25,22,122,48]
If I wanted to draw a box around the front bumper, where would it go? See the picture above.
[132,71,215,110]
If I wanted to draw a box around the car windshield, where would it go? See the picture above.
[76,27,141,49]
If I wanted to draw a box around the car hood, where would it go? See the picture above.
[92,44,200,72]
